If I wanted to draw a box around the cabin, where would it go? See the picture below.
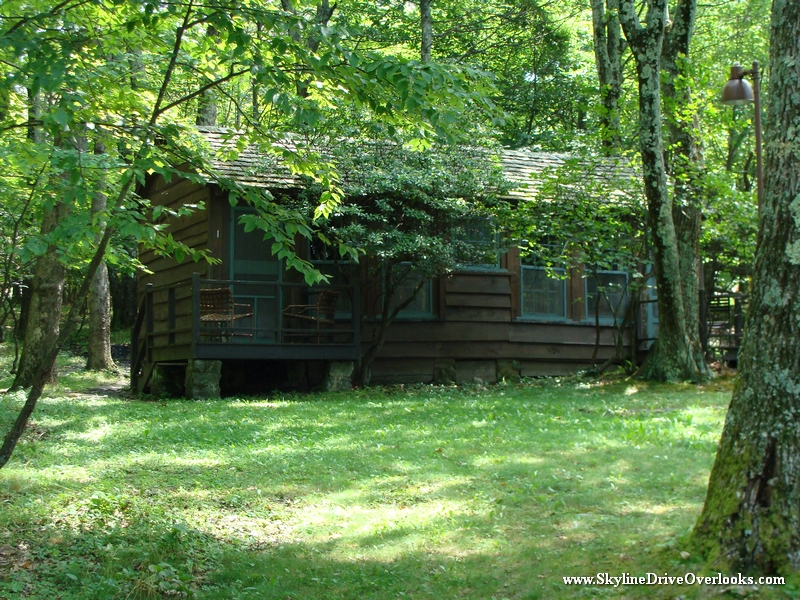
[132,127,645,397]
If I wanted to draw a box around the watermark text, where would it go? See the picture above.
[563,572,785,588]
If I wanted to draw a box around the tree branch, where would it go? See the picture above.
[156,67,249,117]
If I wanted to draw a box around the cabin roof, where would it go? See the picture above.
[196,126,631,203]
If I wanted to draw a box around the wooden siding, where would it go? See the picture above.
[366,268,632,383]
[139,175,211,290]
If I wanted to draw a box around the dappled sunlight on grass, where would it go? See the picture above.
[4,371,794,598]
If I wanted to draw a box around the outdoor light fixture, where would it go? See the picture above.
[721,61,763,210]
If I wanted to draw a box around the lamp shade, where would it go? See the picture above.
[721,64,754,105]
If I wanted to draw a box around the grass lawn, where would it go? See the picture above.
[0,355,795,599]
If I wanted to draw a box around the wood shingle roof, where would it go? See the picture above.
[196,127,627,203]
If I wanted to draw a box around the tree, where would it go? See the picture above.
[618,0,708,381]
[0,136,42,373]
[332,0,588,150]
[301,133,509,386]
[590,0,625,151]
[657,0,710,379]
[693,0,800,572]
[11,153,69,389]
[86,138,116,372]
[0,0,493,469]
[692,0,767,298]
[420,0,432,62]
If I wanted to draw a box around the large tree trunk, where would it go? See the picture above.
[693,0,800,572]
[11,203,65,390]
[661,0,710,378]
[590,0,623,151]
[619,0,706,381]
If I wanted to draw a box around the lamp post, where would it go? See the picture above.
[721,61,763,211]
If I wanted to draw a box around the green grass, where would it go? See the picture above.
[0,358,796,599]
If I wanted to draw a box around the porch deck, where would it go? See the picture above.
[131,273,360,391]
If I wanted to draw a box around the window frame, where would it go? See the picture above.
[519,264,569,321]
[384,262,436,320]
[455,218,504,272]
[584,267,630,325]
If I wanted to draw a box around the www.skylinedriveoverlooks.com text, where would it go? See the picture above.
[562,572,785,588]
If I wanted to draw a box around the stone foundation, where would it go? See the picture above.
[149,364,185,397]
[433,358,456,384]
[185,359,222,399]
[496,359,521,383]
[322,361,353,392]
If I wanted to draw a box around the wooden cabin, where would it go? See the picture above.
[132,127,641,397]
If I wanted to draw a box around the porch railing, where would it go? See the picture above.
[131,273,360,390]
[702,292,747,362]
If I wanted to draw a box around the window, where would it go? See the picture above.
[519,242,568,319]
[521,264,567,319]
[456,218,502,270]
[585,269,629,323]
[387,265,434,319]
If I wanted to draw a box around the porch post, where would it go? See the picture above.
[191,272,200,358]
[145,283,154,363]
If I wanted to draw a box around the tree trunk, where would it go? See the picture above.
[353,266,428,387]
[280,1,337,97]
[26,88,42,143]
[420,0,433,62]
[86,139,115,371]
[11,203,65,390]
[590,0,623,151]
[693,0,800,572]
[196,26,219,127]
[86,262,114,370]
[661,0,710,378]
[196,89,218,127]
[619,0,706,381]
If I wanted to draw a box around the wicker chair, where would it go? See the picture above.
[199,287,254,341]
[282,289,340,343]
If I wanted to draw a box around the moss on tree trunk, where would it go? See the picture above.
[661,0,708,377]
[11,202,65,390]
[590,0,623,151]
[693,0,800,572]
[619,0,707,381]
